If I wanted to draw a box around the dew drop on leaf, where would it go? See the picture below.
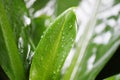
[57,69,59,73]
[41,35,44,38]
[61,45,64,48]
[40,56,43,61]
[62,36,65,42]
[53,71,56,74]
[18,36,24,54]
[69,25,72,28]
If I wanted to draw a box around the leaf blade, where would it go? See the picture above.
[30,8,76,80]
[104,73,120,80]
[0,0,26,79]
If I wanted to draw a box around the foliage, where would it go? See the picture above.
[0,0,120,80]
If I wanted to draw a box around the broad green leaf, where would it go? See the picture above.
[30,8,76,80]
[0,0,26,80]
[104,73,120,80]
[1,0,28,40]
[0,0,32,73]
[56,0,80,16]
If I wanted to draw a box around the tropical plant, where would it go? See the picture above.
[0,0,120,80]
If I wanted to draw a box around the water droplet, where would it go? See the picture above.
[18,37,23,48]
[26,44,31,59]
[62,36,65,42]
[18,37,24,54]
[41,35,43,38]
[61,45,64,48]
[69,25,72,28]
[53,71,56,74]
[57,69,59,72]
[29,51,34,60]
[45,19,50,26]
[70,37,74,42]
[40,56,43,61]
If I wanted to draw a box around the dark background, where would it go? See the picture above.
[96,46,120,80]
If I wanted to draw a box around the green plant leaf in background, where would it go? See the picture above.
[62,0,120,80]
[30,0,50,13]
[0,0,26,79]
[56,0,80,16]
[104,73,120,80]
[31,15,50,46]
[114,0,120,5]
[30,8,76,80]
[0,0,33,74]
[62,0,101,79]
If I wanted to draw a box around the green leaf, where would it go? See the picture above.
[104,73,120,80]
[31,15,50,46]
[0,0,32,73]
[56,0,80,16]
[114,0,120,5]
[30,8,76,80]
[31,0,50,13]
[0,0,26,80]
[1,0,28,40]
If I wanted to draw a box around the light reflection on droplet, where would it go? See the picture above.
[26,44,31,59]
[53,71,56,75]
[18,37,24,53]
[69,25,72,28]
[41,35,44,39]
[45,19,50,27]
[29,51,34,64]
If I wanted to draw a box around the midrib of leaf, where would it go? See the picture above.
[30,8,76,80]
[42,15,66,80]
[0,0,26,80]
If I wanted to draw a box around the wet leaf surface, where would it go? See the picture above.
[30,8,76,80]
